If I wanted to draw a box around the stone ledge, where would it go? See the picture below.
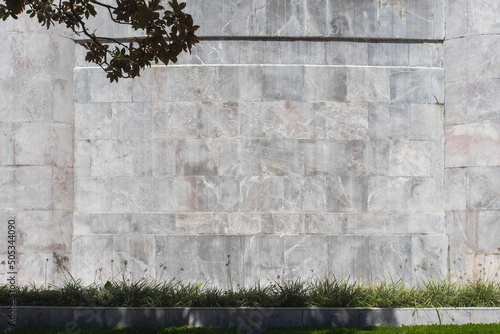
[1,307,499,332]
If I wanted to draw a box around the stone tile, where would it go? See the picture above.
[467,167,500,210]
[89,69,133,103]
[303,67,347,102]
[217,139,240,176]
[443,38,468,83]
[447,210,476,263]
[466,35,500,81]
[468,0,500,34]
[368,103,410,141]
[74,69,90,103]
[262,214,305,235]
[368,42,409,66]
[197,101,239,138]
[174,139,218,176]
[390,214,446,235]
[16,210,72,254]
[217,66,240,102]
[0,167,15,209]
[466,78,500,122]
[16,252,70,286]
[262,66,304,101]
[175,213,220,234]
[74,213,175,235]
[75,103,113,140]
[109,177,154,213]
[305,140,389,177]
[75,177,112,213]
[154,177,197,212]
[368,177,442,214]
[258,139,304,176]
[409,43,442,68]
[284,176,327,212]
[73,213,129,235]
[220,213,262,235]
[326,176,369,213]
[113,235,156,282]
[284,236,328,279]
[155,235,200,283]
[328,235,372,281]
[444,81,467,125]
[196,176,240,212]
[51,79,74,124]
[239,101,325,139]
[12,33,71,80]
[328,0,378,37]
[445,0,468,39]
[264,0,309,36]
[52,167,74,211]
[390,68,444,103]
[238,66,264,101]
[325,41,368,65]
[72,235,114,285]
[197,236,243,289]
[237,139,262,176]
[409,103,444,141]
[170,66,219,102]
[347,67,390,103]
[305,214,345,235]
[0,33,13,78]
[477,211,500,254]
[131,70,159,102]
[152,139,176,176]
[240,176,285,212]
[368,236,413,282]
[446,123,500,168]
[74,140,91,177]
[389,141,431,177]
[91,140,152,177]
[111,103,153,140]
[15,167,53,210]
[152,102,200,139]
[14,123,73,167]
[444,168,466,211]
[242,236,285,286]
[470,254,500,281]
[411,236,448,282]
[378,0,445,40]
[344,214,391,235]
[323,102,369,140]
[11,75,55,126]
[0,123,14,166]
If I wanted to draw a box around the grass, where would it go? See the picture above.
[266,324,500,333]
[2,275,500,308]
[3,324,500,334]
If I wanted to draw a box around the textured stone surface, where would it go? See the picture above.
[73,0,445,40]
[71,9,447,284]
[444,2,500,283]
[3,0,500,288]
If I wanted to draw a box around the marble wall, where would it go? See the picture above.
[72,0,447,287]
[444,0,500,280]
[0,18,74,285]
[1,0,498,287]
